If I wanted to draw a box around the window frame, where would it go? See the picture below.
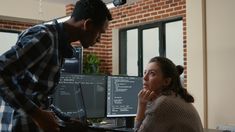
[119,17,183,76]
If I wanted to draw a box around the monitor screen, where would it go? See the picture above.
[52,73,86,119]
[52,74,106,119]
[76,74,107,118]
[106,76,143,117]
[61,47,83,74]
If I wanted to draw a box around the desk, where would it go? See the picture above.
[204,128,223,132]
[88,127,222,132]
[88,126,134,132]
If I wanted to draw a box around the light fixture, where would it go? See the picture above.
[113,0,126,7]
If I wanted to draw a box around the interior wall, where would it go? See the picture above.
[187,0,235,129]
[0,0,66,21]
[206,0,235,129]
[186,0,206,126]
[112,28,119,75]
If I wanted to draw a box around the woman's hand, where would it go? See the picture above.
[136,89,158,122]
[138,89,158,105]
[30,108,60,132]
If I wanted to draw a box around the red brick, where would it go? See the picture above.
[174,6,182,11]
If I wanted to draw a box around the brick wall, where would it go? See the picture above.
[1,0,187,86]
[109,0,187,72]
[67,0,187,86]
[0,19,34,32]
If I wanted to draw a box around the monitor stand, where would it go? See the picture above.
[125,117,134,128]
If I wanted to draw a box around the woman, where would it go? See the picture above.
[134,57,203,132]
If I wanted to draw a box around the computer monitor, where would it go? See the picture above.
[61,47,83,74]
[75,74,107,118]
[106,75,143,117]
[52,73,86,120]
[53,73,106,119]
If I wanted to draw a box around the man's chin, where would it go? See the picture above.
[82,42,97,48]
[90,42,97,47]
[81,43,90,48]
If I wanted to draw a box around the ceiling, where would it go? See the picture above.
[45,0,113,5]
[0,0,119,22]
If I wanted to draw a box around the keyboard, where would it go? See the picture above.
[113,127,135,132]
[89,123,125,131]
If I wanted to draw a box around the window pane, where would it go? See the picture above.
[127,29,138,76]
[165,20,183,66]
[0,32,18,55]
[143,27,159,74]
[165,20,184,82]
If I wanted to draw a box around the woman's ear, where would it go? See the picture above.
[83,19,93,31]
[163,78,172,86]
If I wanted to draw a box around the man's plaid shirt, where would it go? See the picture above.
[0,22,65,131]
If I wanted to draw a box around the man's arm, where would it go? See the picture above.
[0,25,61,131]
[0,25,51,114]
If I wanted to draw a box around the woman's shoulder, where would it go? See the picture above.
[153,95,179,105]
[146,96,203,132]
[150,95,194,112]
[146,95,170,112]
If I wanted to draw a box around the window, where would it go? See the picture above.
[119,18,183,76]
[0,30,19,55]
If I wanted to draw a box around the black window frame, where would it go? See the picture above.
[0,29,20,34]
[119,17,183,76]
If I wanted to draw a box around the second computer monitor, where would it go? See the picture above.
[52,73,86,119]
[53,73,106,119]
[106,76,143,117]
[77,74,106,118]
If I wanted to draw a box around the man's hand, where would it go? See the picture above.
[60,118,88,132]
[30,108,60,132]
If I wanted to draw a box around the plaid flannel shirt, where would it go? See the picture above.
[0,21,66,131]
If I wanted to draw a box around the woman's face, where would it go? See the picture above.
[143,62,170,94]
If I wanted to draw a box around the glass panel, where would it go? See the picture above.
[165,20,184,82]
[143,27,159,74]
[0,32,18,55]
[165,20,183,66]
[126,29,138,76]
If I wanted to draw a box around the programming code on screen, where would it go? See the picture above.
[106,76,143,117]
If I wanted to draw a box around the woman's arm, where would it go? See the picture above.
[135,89,157,130]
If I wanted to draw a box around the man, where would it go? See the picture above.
[0,0,112,131]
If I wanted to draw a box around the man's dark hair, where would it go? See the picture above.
[71,0,112,26]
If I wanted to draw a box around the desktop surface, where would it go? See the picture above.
[88,118,134,132]
[204,128,223,132]
[113,127,135,132]
[89,123,125,129]
[88,126,134,132]
[88,127,223,132]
